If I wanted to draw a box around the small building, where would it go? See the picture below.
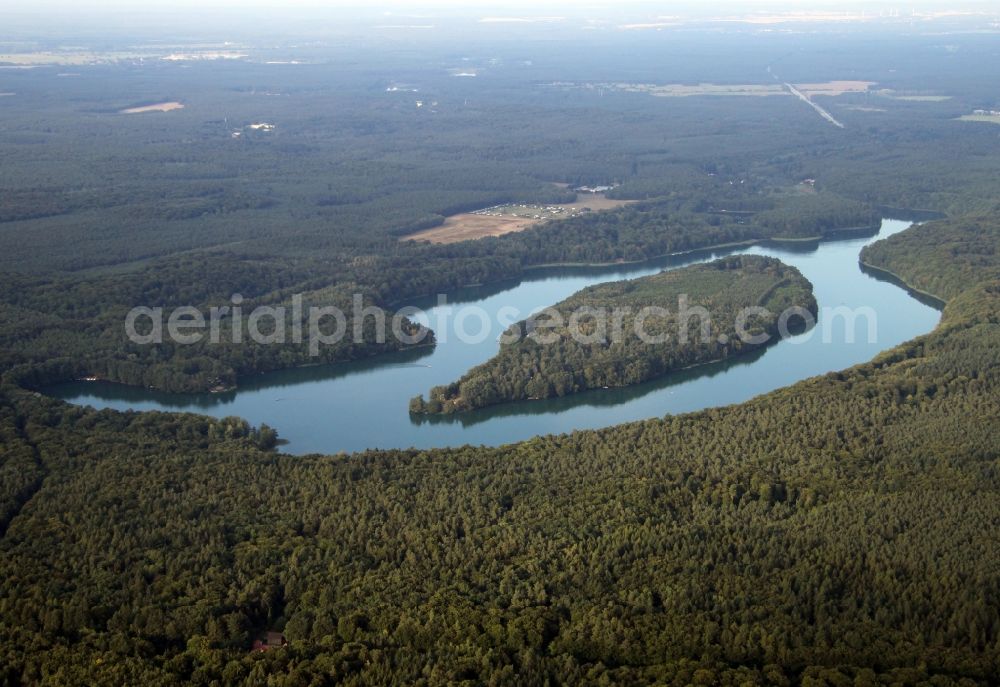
[252,632,287,652]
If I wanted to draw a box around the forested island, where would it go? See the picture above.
[411,256,815,414]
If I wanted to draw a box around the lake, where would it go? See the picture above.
[49,218,942,455]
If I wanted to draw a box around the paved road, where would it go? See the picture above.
[784,82,846,128]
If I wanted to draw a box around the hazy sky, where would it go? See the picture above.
[2,0,995,37]
[5,0,997,10]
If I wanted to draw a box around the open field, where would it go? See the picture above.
[0,51,151,65]
[0,48,247,66]
[957,114,1000,125]
[563,80,875,99]
[876,89,952,102]
[119,101,185,114]
[730,12,867,23]
[582,82,785,97]
[892,95,953,102]
[401,193,633,244]
[795,80,876,97]
[403,214,537,244]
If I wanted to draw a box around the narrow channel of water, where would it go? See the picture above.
[48,219,941,454]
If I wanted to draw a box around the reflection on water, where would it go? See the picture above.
[409,344,770,429]
[48,219,941,455]
[59,346,437,412]
[858,262,947,310]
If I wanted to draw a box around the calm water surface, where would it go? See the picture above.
[49,219,941,454]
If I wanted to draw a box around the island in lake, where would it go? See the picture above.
[411,255,816,414]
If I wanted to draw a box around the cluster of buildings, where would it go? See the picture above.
[471,203,584,221]
[251,632,287,652]
[231,122,276,138]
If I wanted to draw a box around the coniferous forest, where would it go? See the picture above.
[1,214,998,686]
[1,8,1000,686]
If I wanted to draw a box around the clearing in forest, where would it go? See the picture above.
[119,101,185,114]
[400,193,634,244]
[957,113,1000,126]
[556,80,875,98]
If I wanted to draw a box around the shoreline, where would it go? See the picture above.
[35,221,899,402]
[857,259,947,308]
[388,223,883,305]
[52,340,439,397]
[516,224,879,272]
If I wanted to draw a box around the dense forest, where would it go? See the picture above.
[412,256,815,413]
[2,22,1000,686]
[860,215,1000,302]
[0,214,998,686]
